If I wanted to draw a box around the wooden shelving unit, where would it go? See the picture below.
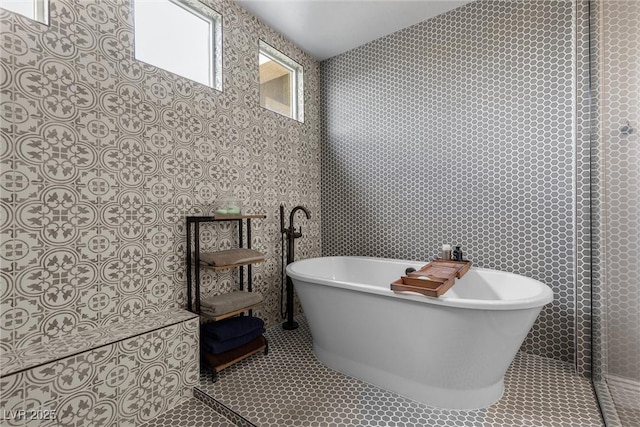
[186,214,268,380]
[186,214,266,314]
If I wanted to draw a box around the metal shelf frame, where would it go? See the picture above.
[186,215,266,314]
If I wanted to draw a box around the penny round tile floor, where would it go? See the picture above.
[191,316,603,427]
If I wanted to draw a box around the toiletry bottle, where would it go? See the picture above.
[452,246,463,261]
[442,244,452,260]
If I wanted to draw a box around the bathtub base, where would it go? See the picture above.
[314,343,505,410]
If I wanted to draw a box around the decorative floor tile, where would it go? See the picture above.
[140,397,235,427]
[198,316,604,427]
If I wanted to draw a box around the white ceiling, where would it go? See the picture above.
[235,0,473,61]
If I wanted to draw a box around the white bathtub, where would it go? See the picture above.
[286,256,553,409]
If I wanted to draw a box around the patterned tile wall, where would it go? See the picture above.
[321,0,577,363]
[0,0,322,355]
[1,308,198,377]
[0,317,199,426]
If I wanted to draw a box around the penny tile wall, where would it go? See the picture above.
[321,0,579,364]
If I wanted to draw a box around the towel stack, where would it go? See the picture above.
[199,248,264,268]
[200,291,263,319]
[201,316,265,355]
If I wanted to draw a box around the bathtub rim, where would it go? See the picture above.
[286,256,553,311]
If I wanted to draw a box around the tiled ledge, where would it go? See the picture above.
[0,308,198,377]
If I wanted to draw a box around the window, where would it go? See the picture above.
[259,41,304,122]
[134,0,221,90]
[0,0,48,24]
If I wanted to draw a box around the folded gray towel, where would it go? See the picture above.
[200,291,263,317]
[199,248,264,267]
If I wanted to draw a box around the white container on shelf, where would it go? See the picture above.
[214,198,241,215]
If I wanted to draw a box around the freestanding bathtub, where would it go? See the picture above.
[286,256,553,410]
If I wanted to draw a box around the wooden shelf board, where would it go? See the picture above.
[201,301,263,322]
[197,258,265,271]
[202,335,267,372]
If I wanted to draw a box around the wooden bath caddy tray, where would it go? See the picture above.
[391,259,472,297]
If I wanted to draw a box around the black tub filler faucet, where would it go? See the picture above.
[280,204,311,330]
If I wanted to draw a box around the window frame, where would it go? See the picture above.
[259,40,304,122]
[34,0,47,24]
[133,0,222,91]
[0,0,49,24]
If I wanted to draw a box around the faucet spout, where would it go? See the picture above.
[289,205,310,223]
[289,205,311,238]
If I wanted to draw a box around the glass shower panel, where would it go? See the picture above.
[592,1,640,426]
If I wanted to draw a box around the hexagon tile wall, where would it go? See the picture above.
[321,0,576,363]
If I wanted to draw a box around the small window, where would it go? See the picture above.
[134,0,222,90]
[259,41,304,122]
[0,0,48,24]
